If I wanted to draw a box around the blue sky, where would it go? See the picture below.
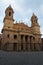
[0,0,43,37]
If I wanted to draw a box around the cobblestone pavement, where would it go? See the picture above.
[0,50,43,65]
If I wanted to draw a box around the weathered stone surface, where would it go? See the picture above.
[0,5,42,51]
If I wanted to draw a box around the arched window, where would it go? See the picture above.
[9,12,11,16]
[14,35,17,39]
[7,34,9,38]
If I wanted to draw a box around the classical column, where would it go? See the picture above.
[30,36,33,43]
[18,35,21,51]
[27,36,30,51]
[34,37,39,51]
[31,37,34,51]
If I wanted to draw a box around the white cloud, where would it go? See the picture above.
[3,0,10,3]
[23,18,31,27]
[40,25,43,38]
[5,0,32,17]
[0,24,3,33]
[0,0,33,18]
[0,16,4,33]
[39,5,43,14]
[15,0,25,4]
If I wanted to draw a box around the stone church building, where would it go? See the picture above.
[0,5,42,51]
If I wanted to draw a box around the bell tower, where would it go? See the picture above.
[31,13,42,45]
[31,13,40,34]
[31,13,39,27]
[3,5,14,29]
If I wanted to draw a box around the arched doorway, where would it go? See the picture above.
[21,43,23,51]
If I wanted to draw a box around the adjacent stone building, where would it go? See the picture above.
[0,5,42,51]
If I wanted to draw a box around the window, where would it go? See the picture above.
[7,34,9,38]
[25,35,28,42]
[21,35,24,40]
[14,35,17,39]
[9,12,11,16]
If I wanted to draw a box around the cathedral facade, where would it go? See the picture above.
[0,5,42,51]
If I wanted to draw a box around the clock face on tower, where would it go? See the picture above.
[8,21,10,28]
[9,21,10,24]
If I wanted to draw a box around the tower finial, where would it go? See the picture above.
[9,5,11,8]
[32,12,36,17]
[31,13,38,21]
[33,12,35,16]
